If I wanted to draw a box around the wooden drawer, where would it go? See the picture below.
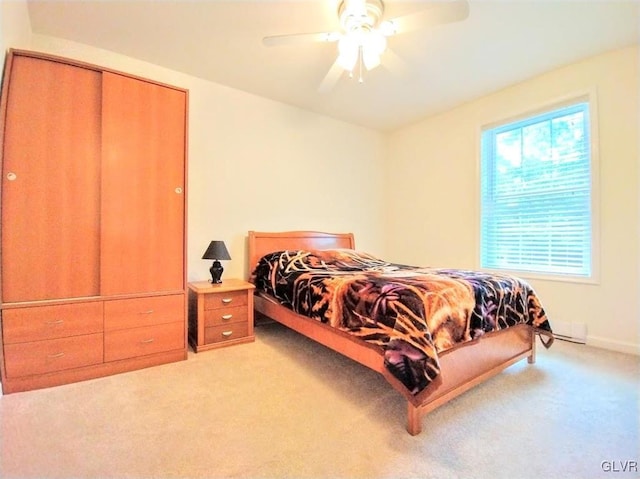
[205,322,249,345]
[4,333,104,378]
[104,295,184,331]
[204,290,247,310]
[204,305,248,328]
[2,302,103,344]
[104,321,184,362]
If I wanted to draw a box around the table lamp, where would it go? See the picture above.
[202,240,231,284]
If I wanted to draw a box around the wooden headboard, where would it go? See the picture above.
[248,230,355,274]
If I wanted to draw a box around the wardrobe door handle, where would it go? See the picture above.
[140,338,155,344]
[48,352,65,359]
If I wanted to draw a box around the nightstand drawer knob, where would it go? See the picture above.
[221,314,233,320]
[45,319,64,325]
[221,298,233,304]
[141,338,155,344]
[140,310,155,315]
[48,352,65,359]
[222,331,233,337]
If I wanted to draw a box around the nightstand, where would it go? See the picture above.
[188,279,255,352]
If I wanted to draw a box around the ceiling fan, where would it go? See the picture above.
[262,0,470,92]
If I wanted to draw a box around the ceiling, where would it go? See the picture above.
[27,0,639,131]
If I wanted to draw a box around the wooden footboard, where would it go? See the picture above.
[406,324,535,435]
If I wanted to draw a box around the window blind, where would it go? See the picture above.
[480,102,592,277]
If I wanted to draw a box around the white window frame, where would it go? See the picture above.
[477,90,600,284]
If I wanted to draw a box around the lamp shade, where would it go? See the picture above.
[202,241,231,261]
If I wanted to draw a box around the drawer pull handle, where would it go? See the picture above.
[140,310,155,315]
[141,338,155,344]
[221,314,233,320]
[221,298,233,304]
[222,331,233,337]
[48,352,65,359]
[45,319,64,325]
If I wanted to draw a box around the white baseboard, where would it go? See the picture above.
[552,320,587,343]
[586,336,640,356]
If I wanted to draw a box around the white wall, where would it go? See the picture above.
[0,0,32,81]
[387,46,639,354]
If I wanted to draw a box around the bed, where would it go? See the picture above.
[248,230,554,435]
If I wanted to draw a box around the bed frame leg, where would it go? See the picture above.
[527,331,537,364]
[407,403,422,436]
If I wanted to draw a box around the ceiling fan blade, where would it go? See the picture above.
[263,32,340,47]
[318,59,345,93]
[384,0,469,35]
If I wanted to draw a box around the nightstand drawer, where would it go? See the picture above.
[204,290,247,310]
[104,321,184,362]
[2,302,103,344]
[105,295,184,331]
[4,333,104,378]
[204,322,249,344]
[204,305,248,328]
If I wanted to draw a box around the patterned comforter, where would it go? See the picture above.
[250,249,554,396]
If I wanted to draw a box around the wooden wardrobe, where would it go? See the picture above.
[0,49,188,393]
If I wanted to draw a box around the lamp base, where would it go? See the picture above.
[210,260,224,284]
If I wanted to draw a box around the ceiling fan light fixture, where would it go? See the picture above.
[362,48,380,70]
[337,35,359,71]
[362,48,380,71]
[336,25,387,73]
[362,30,386,70]
[379,20,397,36]
[368,29,387,54]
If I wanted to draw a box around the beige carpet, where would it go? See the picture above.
[0,321,638,479]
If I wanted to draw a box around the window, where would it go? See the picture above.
[480,100,594,279]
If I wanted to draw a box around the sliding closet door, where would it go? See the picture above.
[100,72,186,296]
[1,56,101,302]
